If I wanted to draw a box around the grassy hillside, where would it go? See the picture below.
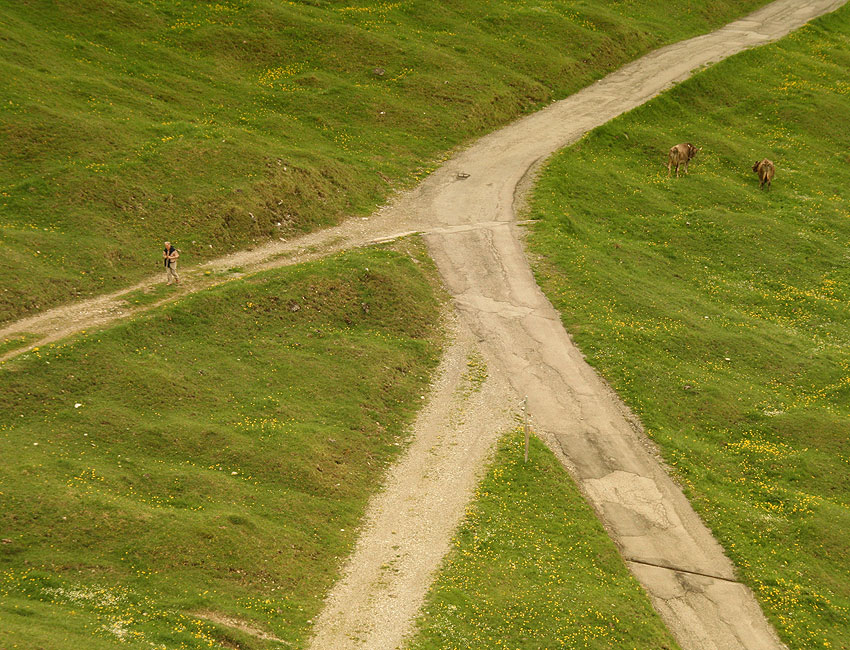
[408,430,680,650]
[526,6,850,648]
[0,0,772,323]
[0,240,444,649]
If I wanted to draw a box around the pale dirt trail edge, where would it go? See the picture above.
[5,2,846,648]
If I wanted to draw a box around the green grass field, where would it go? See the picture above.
[0,333,37,357]
[0,0,772,324]
[408,430,680,650]
[0,240,445,649]
[526,7,850,648]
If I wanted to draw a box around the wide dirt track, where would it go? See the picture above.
[312,1,845,648]
[5,1,847,648]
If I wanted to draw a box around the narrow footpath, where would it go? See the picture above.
[5,1,846,648]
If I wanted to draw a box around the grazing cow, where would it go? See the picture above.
[752,158,775,190]
[667,143,700,177]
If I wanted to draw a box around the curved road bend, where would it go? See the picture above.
[385,0,845,648]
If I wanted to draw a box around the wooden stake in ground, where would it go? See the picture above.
[523,396,530,463]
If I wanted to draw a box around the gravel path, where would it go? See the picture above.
[311,2,845,648]
[308,317,516,649]
[6,2,846,648]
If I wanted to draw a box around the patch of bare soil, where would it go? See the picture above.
[195,610,289,645]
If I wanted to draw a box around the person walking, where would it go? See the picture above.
[163,241,180,285]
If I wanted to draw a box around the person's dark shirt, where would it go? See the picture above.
[164,246,176,267]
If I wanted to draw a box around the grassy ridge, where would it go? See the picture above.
[0,0,771,323]
[527,7,850,648]
[408,431,680,650]
[0,240,444,649]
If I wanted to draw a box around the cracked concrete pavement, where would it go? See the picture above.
[398,1,846,647]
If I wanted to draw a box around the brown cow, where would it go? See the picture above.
[667,143,700,177]
[753,158,775,190]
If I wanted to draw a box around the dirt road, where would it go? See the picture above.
[307,317,517,649]
[6,1,846,648]
[311,1,846,648]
